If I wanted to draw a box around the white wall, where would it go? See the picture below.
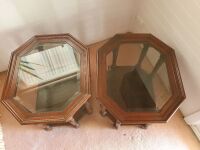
[0,0,137,72]
[129,0,200,116]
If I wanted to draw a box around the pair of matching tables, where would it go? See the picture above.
[1,33,185,130]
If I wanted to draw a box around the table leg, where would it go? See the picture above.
[42,124,53,131]
[100,104,108,117]
[85,101,93,114]
[114,120,121,129]
[68,117,80,128]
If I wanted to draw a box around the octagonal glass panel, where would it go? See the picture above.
[14,42,81,113]
[106,42,172,112]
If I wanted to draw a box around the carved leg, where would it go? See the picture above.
[85,101,93,114]
[42,124,53,131]
[138,124,148,129]
[100,104,107,117]
[68,117,80,128]
[114,120,121,129]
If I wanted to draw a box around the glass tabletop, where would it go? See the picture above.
[14,42,81,113]
[106,42,172,112]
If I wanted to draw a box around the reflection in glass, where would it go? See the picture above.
[14,43,81,113]
[106,43,172,112]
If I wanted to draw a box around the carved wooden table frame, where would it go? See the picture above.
[97,33,185,129]
[1,34,92,129]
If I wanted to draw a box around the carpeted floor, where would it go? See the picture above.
[0,42,200,150]
[0,124,5,150]
[0,94,200,150]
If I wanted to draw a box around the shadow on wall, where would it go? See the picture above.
[175,51,200,116]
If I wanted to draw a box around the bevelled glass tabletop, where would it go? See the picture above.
[106,42,172,112]
[14,42,81,113]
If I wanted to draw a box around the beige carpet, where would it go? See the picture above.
[0,42,200,150]
[0,124,5,150]
[0,95,200,150]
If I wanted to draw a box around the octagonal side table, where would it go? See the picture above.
[1,34,92,130]
[97,33,185,129]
